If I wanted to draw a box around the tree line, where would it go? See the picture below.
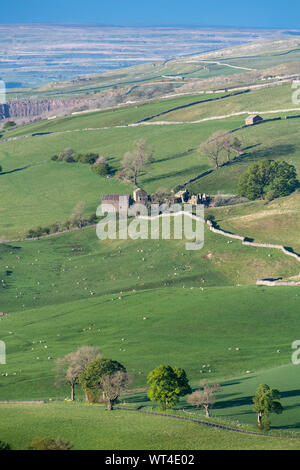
[55,346,283,431]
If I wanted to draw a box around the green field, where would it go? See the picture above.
[2,403,300,450]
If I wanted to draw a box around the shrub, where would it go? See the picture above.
[51,154,59,161]
[0,165,2,173]
[93,162,110,176]
[58,148,75,162]
[64,155,75,163]
[3,121,16,129]
[49,223,60,234]
[77,153,98,164]
[0,440,10,450]
[29,437,72,450]
[87,214,98,224]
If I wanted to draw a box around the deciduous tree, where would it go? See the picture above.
[55,346,102,401]
[253,384,283,429]
[187,381,220,417]
[147,364,191,410]
[119,139,154,185]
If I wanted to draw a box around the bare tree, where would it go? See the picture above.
[222,134,243,161]
[119,139,154,186]
[70,201,85,228]
[187,381,220,418]
[198,131,226,169]
[55,346,102,401]
[95,155,107,164]
[101,371,131,410]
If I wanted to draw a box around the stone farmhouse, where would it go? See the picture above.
[102,189,209,212]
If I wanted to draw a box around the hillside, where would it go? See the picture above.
[1,37,300,448]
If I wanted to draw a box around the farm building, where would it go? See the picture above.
[174,190,188,203]
[102,194,130,212]
[133,188,148,204]
[245,115,263,125]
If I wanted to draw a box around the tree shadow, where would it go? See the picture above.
[235,143,297,165]
[154,148,195,164]
[0,165,30,175]
[143,165,202,184]
[214,395,254,410]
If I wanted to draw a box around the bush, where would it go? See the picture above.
[0,440,10,450]
[58,148,75,162]
[26,226,50,238]
[64,155,75,163]
[51,154,59,161]
[29,437,72,450]
[93,162,110,176]
[3,121,16,129]
[87,214,98,224]
[49,223,60,234]
[0,165,2,173]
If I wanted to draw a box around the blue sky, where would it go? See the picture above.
[1,0,299,28]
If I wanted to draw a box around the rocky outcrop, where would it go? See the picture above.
[0,98,91,121]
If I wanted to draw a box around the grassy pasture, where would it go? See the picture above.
[152,84,298,122]
[1,91,226,138]
[208,194,300,253]
[1,403,300,450]
[0,118,243,239]
[0,278,299,400]
[188,117,300,194]
[0,224,297,314]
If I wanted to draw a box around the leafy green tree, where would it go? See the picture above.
[253,384,283,429]
[173,366,192,396]
[147,364,191,410]
[237,160,299,200]
[79,358,126,403]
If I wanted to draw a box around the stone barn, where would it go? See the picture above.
[133,188,148,204]
[101,194,130,213]
[245,115,263,126]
